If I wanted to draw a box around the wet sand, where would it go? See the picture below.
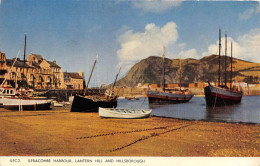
[0,109,259,156]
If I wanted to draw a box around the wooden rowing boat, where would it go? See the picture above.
[99,107,152,119]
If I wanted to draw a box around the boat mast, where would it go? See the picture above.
[225,32,227,88]
[112,67,121,90]
[162,45,165,92]
[84,55,98,96]
[23,34,26,89]
[218,27,221,87]
[230,41,233,89]
[179,55,182,91]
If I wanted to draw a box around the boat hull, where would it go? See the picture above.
[147,90,194,105]
[71,95,117,112]
[204,85,242,107]
[99,107,152,119]
[3,97,52,110]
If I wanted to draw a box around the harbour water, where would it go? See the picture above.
[117,96,260,124]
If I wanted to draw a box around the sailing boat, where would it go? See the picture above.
[204,28,243,106]
[2,34,52,110]
[147,45,194,105]
[70,56,119,112]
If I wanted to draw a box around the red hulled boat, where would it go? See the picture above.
[204,28,243,107]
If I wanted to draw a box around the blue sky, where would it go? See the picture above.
[0,0,260,87]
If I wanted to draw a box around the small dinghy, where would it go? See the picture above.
[53,101,64,107]
[99,107,152,119]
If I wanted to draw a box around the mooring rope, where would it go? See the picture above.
[110,124,193,152]
[76,126,171,139]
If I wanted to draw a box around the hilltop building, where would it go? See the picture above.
[0,51,85,90]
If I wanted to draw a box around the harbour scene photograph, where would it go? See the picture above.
[0,0,260,165]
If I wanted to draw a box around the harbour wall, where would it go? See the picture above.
[37,88,106,101]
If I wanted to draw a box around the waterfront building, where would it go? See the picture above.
[0,51,84,90]
[63,72,84,89]
[28,53,62,89]
[0,52,8,85]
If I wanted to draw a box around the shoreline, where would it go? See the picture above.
[151,115,260,125]
[0,109,259,157]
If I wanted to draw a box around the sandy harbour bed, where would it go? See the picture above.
[0,109,259,157]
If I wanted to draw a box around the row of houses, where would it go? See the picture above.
[0,51,85,90]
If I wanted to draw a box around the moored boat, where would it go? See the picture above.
[147,45,193,105]
[2,34,53,111]
[204,84,242,106]
[71,95,117,112]
[204,28,243,107]
[0,87,17,107]
[99,107,152,119]
[147,89,193,105]
[70,56,119,112]
[3,96,52,110]
[52,101,64,107]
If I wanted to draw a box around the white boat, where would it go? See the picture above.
[2,96,53,110]
[52,101,64,107]
[0,87,17,107]
[99,107,152,119]
[2,35,53,111]
[69,95,74,102]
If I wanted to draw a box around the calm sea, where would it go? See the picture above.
[117,96,260,124]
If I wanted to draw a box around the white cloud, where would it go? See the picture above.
[257,1,260,13]
[132,0,183,13]
[117,22,178,73]
[117,22,260,75]
[238,8,255,21]
[0,0,2,5]
[238,1,260,20]
[236,28,260,62]
[202,29,260,63]
[177,49,200,59]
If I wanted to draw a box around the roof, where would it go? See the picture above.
[66,72,84,79]
[47,61,61,68]
[6,59,33,68]
[31,61,41,68]
[31,54,43,61]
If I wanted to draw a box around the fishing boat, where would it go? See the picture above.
[3,97,52,110]
[147,45,193,105]
[2,34,53,111]
[0,86,17,107]
[204,28,243,107]
[70,57,119,112]
[0,52,19,107]
[99,107,152,119]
